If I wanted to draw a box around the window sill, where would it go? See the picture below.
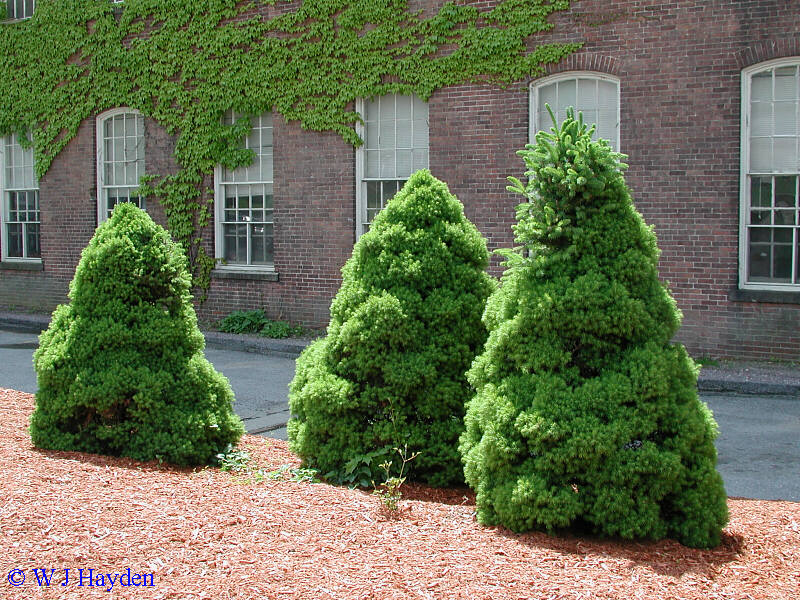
[0,260,43,271]
[730,287,800,305]
[212,267,279,282]
[2,17,33,24]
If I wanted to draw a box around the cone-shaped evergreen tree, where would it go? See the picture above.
[288,170,495,487]
[459,109,728,548]
[30,203,244,465]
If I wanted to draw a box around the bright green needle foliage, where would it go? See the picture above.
[30,204,244,466]
[0,0,579,295]
[459,109,729,548]
[288,171,495,487]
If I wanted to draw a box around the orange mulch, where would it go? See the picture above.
[1,388,798,600]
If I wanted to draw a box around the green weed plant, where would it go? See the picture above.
[219,309,305,338]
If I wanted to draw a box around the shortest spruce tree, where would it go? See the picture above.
[30,203,244,465]
[459,109,728,548]
[288,170,495,487]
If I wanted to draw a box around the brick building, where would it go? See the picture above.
[1,1,799,360]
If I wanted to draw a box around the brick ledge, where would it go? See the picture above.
[211,269,279,282]
[729,288,800,305]
[0,261,44,272]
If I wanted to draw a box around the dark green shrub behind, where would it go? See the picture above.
[30,204,244,465]
[219,310,270,334]
[459,110,729,548]
[260,320,305,339]
[288,170,496,487]
[219,310,306,338]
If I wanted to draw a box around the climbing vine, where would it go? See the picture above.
[0,0,579,296]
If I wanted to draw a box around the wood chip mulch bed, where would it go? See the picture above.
[1,388,798,600]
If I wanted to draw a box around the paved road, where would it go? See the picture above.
[710,392,800,501]
[0,329,295,439]
[1,328,798,502]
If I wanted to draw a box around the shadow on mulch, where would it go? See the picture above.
[27,434,748,581]
[401,482,476,506]
[27,434,297,477]
[30,446,204,475]
[492,524,745,578]
[397,478,745,578]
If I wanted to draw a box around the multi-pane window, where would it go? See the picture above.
[6,0,34,20]
[357,94,429,236]
[2,135,40,260]
[531,73,620,150]
[216,112,274,268]
[97,110,145,221]
[742,60,800,288]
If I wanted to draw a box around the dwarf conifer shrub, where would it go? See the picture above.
[459,109,729,548]
[288,170,495,487]
[30,203,244,465]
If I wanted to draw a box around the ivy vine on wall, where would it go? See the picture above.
[0,0,579,296]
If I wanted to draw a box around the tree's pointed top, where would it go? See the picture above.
[395,169,441,199]
[109,200,141,220]
[71,202,190,310]
[370,169,464,232]
[537,104,594,148]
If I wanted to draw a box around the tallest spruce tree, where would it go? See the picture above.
[459,109,728,548]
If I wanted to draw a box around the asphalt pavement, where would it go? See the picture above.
[0,326,798,502]
[0,328,296,440]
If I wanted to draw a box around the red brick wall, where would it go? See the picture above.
[2,0,799,361]
[429,83,525,273]
[199,114,356,327]
[529,0,800,360]
[0,117,97,311]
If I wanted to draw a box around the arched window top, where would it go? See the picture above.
[96,108,145,223]
[97,106,141,119]
[530,72,620,150]
[742,56,800,77]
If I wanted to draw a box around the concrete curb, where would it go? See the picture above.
[203,330,310,359]
[0,312,49,333]
[698,379,800,397]
[0,311,311,359]
[240,410,291,435]
[1,311,797,397]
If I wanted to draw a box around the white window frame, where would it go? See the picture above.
[355,94,429,238]
[0,133,41,262]
[96,108,146,225]
[740,57,800,291]
[530,71,621,151]
[213,111,275,272]
[5,0,35,20]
